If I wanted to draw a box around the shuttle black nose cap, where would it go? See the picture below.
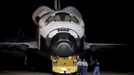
[55,42,74,56]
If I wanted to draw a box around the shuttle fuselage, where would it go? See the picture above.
[32,6,85,56]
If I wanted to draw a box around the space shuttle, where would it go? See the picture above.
[31,1,127,57]
[32,5,85,56]
[0,0,127,57]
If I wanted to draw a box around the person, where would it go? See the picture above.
[82,59,88,75]
[93,60,100,75]
[77,58,83,75]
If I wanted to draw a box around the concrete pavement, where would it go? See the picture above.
[0,70,131,75]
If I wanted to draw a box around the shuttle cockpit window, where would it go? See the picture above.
[54,12,71,22]
[46,12,79,24]
[54,15,61,21]
[46,16,54,24]
[64,15,71,22]
[70,16,79,23]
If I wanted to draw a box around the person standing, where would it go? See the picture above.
[82,59,88,75]
[93,60,100,75]
[77,58,83,75]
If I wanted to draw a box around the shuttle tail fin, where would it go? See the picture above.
[54,0,60,10]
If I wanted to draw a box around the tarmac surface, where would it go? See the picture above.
[0,70,132,75]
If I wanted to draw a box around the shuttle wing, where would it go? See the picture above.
[84,42,128,51]
[0,41,38,49]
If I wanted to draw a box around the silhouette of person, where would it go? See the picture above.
[82,59,88,75]
[93,60,100,75]
[77,58,83,75]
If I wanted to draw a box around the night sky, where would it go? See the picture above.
[0,0,131,44]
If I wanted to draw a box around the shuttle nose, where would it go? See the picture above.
[50,33,77,56]
[55,42,74,56]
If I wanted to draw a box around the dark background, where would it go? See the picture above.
[0,0,131,44]
[0,0,131,72]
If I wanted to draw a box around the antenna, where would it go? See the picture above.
[54,0,60,10]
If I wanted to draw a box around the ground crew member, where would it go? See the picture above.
[77,58,83,75]
[82,59,88,75]
[93,60,100,75]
